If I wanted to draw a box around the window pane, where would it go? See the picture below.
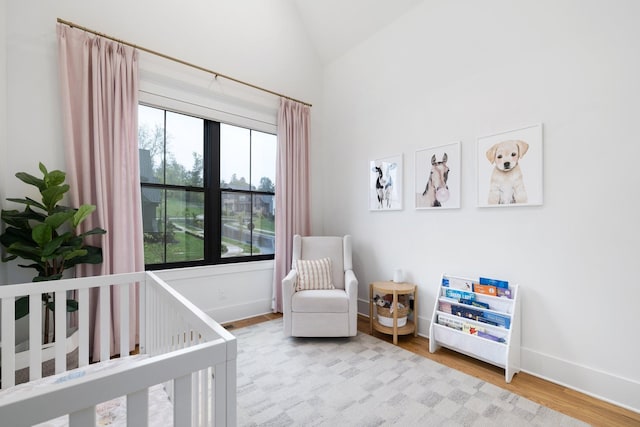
[221,192,275,258]
[220,124,250,190]
[251,130,277,192]
[142,188,166,264]
[221,192,252,257]
[165,111,204,187]
[165,189,205,263]
[138,105,165,184]
[253,194,275,255]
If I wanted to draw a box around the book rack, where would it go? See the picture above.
[428,273,521,382]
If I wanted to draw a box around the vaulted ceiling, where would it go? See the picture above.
[292,0,423,64]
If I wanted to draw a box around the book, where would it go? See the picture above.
[477,330,506,343]
[438,301,452,314]
[444,288,476,301]
[451,305,483,321]
[482,311,511,329]
[479,277,509,289]
[473,283,497,296]
[476,317,499,327]
[437,314,464,331]
[463,323,484,335]
[459,297,490,309]
[442,276,474,291]
[496,287,512,299]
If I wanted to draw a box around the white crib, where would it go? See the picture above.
[0,271,236,426]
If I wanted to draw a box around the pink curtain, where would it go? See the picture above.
[57,23,144,360]
[272,98,311,312]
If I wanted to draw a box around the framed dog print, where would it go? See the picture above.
[369,154,403,211]
[415,142,461,209]
[477,123,543,207]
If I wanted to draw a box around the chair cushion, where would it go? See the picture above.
[291,289,349,313]
[295,258,335,291]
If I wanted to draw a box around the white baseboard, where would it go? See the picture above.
[206,298,273,325]
[521,347,640,414]
[357,297,640,414]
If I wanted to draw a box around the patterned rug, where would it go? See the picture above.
[235,318,588,427]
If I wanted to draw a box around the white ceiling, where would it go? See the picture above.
[292,0,423,65]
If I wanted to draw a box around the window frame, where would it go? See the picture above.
[139,104,276,270]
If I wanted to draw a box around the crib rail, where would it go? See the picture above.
[0,271,237,426]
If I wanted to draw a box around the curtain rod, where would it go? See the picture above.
[57,18,312,108]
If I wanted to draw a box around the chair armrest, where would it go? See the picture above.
[344,269,358,298]
[282,269,298,337]
[344,269,359,336]
[282,270,298,309]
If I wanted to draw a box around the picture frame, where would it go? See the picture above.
[415,142,461,209]
[369,154,403,211]
[477,123,543,207]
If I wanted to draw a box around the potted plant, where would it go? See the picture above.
[0,162,106,343]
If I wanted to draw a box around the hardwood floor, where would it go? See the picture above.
[224,313,640,427]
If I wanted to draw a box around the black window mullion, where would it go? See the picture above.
[162,111,168,265]
[205,120,221,263]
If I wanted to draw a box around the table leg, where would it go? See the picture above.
[369,283,373,334]
[393,290,398,345]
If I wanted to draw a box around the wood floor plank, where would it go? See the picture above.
[225,313,640,427]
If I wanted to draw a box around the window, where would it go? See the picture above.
[139,105,276,268]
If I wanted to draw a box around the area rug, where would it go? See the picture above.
[235,318,588,427]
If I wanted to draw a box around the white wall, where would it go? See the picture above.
[154,261,274,323]
[321,0,640,412]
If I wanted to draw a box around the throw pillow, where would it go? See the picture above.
[295,257,335,291]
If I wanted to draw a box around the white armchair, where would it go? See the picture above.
[282,234,358,337]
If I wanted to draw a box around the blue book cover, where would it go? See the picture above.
[482,311,511,329]
[460,298,490,309]
[451,305,483,321]
[445,288,476,301]
[479,277,509,289]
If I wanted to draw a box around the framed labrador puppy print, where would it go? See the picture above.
[477,123,543,207]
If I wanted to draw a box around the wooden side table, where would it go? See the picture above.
[369,281,418,345]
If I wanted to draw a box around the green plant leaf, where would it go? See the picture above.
[0,226,35,248]
[78,227,107,238]
[44,298,78,312]
[66,298,79,312]
[41,184,69,212]
[64,245,103,268]
[15,296,30,320]
[62,248,88,261]
[15,171,45,191]
[2,254,17,262]
[6,242,42,262]
[5,197,48,212]
[73,205,96,228]
[45,211,74,230]
[1,209,31,229]
[41,233,70,257]
[46,170,66,187]
[2,206,46,223]
[32,223,53,248]
[38,162,48,176]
